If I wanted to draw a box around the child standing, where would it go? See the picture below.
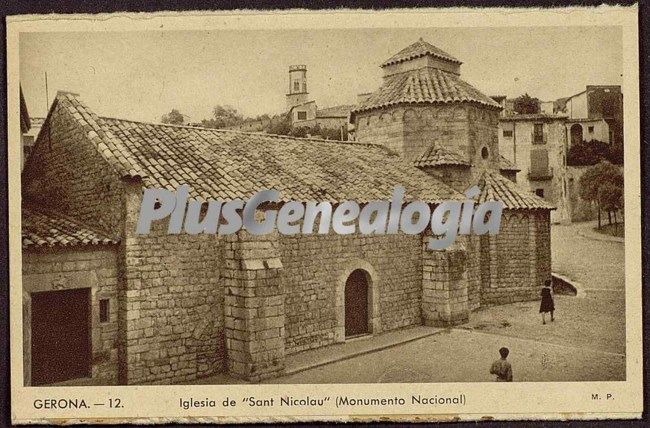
[489,347,513,382]
[540,279,555,324]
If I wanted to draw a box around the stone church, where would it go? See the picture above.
[21,39,553,386]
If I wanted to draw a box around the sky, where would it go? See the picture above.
[20,26,622,123]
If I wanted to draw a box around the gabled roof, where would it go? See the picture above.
[42,92,147,179]
[381,38,462,67]
[477,170,554,210]
[498,155,520,172]
[351,67,501,118]
[413,144,470,168]
[22,205,119,248]
[39,93,462,204]
[20,86,30,133]
[316,104,355,118]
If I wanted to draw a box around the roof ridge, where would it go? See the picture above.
[101,115,384,148]
[53,93,148,179]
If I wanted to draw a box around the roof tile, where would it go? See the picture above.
[381,39,461,67]
[352,67,501,118]
[22,206,119,249]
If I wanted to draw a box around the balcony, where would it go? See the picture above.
[528,166,553,181]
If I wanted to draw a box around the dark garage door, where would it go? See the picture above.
[31,288,91,385]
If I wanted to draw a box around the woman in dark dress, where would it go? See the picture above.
[540,279,555,324]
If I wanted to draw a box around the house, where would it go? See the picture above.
[498,114,571,224]
[224,65,353,137]
[558,85,623,146]
[285,65,353,136]
[21,39,553,387]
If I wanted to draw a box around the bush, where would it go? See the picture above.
[567,140,623,166]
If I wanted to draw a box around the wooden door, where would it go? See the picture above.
[344,269,369,337]
[31,288,91,385]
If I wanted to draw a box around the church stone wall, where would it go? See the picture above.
[279,232,422,355]
[480,210,549,305]
[119,186,226,385]
[354,107,405,155]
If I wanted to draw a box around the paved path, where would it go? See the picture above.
[264,329,624,384]
[551,221,624,291]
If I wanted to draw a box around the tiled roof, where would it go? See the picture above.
[413,145,470,168]
[22,206,119,248]
[499,113,566,121]
[351,67,501,118]
[477,170,554,210]
[498,155,520,172]
[381,39,461,67]
[316,105,354,118]
[98,115,462,204]
[44,93,461,204]
[52,92,147,179]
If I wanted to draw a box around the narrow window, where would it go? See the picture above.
[533,123,544,144]
[99,299,109,323]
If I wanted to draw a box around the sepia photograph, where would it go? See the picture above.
[7,6,642,423]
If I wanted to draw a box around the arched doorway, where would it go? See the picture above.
[344,269,370,337]
[570,124,583,146]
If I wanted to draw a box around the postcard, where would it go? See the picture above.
[7,6,641,423]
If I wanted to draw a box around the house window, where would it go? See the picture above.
[503,130,513,138]
[588,126,594,133]
[535,188,544,198]
[293,81,300,92]
[297,111,307,120]
[530,148,550,179]
[99,299,110,323]
[533,123,544,144]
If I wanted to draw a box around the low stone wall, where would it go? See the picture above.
[22,245,120,386]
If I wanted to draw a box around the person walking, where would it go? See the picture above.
[540,279,555,324]
[489,347,513,382]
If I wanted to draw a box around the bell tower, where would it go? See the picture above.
[286,65,308,109]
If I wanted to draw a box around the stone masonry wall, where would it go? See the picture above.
[22,101,124,235]
[119,185,225,384]
[22,246,119,385]
[480,210,541,305]
[223,229,285,382]
[421,236,469,326]
[402,105,471,163]
[354,107,405,155]
[279,232,422,355]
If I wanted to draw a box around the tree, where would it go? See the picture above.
[578,161,624,228]
[598,182,624,225]
[200,105,245,129]
[566,139,624,166]
[512,93,540,115]
[161,109,185,125]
